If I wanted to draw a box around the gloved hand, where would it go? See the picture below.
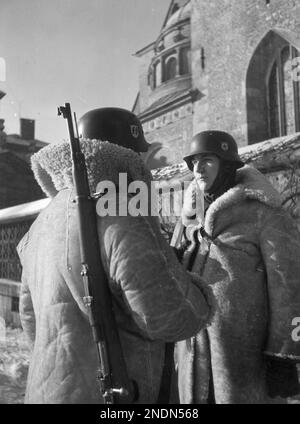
[265,356,300,398]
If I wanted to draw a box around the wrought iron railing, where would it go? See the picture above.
[0,219,34,281]
[0,199,50,281]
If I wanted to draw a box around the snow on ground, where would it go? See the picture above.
[0,326,29,404]
[0,326,300,404]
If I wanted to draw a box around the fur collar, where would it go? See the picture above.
[204,165,282,233]
[31,139,152,198]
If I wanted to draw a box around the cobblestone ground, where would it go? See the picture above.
[0,326,300,404]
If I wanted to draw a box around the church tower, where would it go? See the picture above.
[134,0,300,169]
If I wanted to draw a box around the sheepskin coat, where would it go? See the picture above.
[17,140,212,404]
[177,165,300,404]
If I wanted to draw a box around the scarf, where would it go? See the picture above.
[203,161,239,214]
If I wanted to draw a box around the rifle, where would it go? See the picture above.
[58,102,137,404]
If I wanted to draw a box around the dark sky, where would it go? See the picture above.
[0,0,170,143]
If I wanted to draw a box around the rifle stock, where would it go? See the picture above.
[58,103,136,404]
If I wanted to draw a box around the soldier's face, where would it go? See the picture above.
[192,154,220,192]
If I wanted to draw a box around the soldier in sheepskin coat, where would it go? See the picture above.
[176,130,300,404]
[17,137,213,404]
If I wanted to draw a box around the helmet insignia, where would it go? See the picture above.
[221,142,229,151]
[130,125,139,138]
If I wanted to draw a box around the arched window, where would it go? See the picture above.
[154,61,162,88]
[148,68,153,88]
[269,64,280,138]
[164,57,177,82]
[268,44,300,137]
[180,47,190,75]
[148,43,191,90]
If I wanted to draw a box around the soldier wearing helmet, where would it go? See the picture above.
[175,130,300,404]
[16,107,212,404]
[183,130,243,171]
[78,107,150,153]
[183,131,244,213]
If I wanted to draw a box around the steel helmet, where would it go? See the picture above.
[183,130,244,171]
[78,107,150,153]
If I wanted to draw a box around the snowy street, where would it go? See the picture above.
[0,327,29,404]
[1,326,300,404]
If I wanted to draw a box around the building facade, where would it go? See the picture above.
[133,0,300,169]
[0,99,48,325]
[0,116,47,210]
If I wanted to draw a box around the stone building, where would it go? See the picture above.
[133,0,300,169]
[0,117,47,209]
[0,96,48,325]
[0,113,47,276]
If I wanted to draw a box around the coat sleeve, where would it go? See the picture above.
[260,208,300,361]
[19,280,36,349]
[100,214,213,342]
[17,233,36,349]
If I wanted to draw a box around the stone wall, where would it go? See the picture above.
[143,108,193,168]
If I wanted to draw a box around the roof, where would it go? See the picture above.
[132,92,140,115]
[6,134,47,148]
[134,0,191,57]
[163,0,191,31]
[138,88,193,120]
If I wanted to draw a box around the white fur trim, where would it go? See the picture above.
[187,271,216,327]
[204,165,282,234]
[31,139,153,198]
[264,351,300,361]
